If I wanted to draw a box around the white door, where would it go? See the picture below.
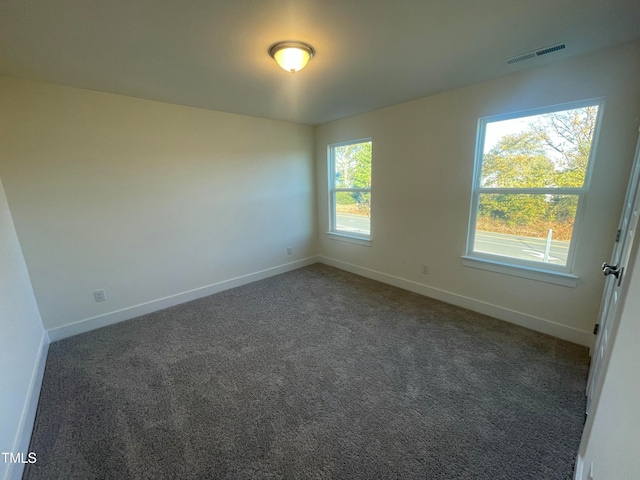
[585,131,640,414]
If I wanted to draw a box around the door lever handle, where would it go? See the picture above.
[602,262,624,286]
[602,262,620,278]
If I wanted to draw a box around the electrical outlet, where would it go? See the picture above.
[94,289,106,302]
[421,265,429,275]
[287,247,292,255]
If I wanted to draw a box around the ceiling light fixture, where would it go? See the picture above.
[268,41,315,73]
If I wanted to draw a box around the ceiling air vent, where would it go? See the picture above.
[506,43,566,65]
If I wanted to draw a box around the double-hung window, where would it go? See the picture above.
[328,139,372,241]
[464,100,603,284]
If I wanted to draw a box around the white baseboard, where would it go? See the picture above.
[47,257,319,342]
[46,253,593,347]
[5,330,49,480]
[319,256,593,347]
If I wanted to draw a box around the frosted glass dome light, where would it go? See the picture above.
[268,41,315,73]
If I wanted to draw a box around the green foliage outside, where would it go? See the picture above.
[478,106,597,237]
[335,142,372,215]
[336,192,356,205]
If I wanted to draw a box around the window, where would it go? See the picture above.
[328,139,372,241]
[465,100,602,279]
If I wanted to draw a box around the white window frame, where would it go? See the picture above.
[463,99,605,287]
[327,138,372,245]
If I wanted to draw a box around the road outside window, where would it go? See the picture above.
[467,101,602,271]
[329,140,372,239]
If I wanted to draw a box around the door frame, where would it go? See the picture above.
[575,130,640,478]
[585,132,640,414]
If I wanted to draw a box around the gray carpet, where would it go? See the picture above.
[25,264,589,479]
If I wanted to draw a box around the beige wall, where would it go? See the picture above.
[0,178,46,480]
[315,40,640,345]
[0,77,316,331]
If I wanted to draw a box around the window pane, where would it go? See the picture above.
[336,191,370,236]
[474,194,579,266]
[334,141,372,189]
[481,105,598,188]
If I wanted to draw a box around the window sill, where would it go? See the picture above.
[326,232,371,246]
[461,255,578,287]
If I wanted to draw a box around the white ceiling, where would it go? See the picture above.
[1,0,639,125]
